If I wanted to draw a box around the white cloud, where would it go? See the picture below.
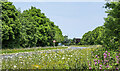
[9,0,106,2]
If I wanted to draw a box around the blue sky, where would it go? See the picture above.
[12,2,107,39]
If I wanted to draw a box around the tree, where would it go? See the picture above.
[2,2,22,48]
[81,26,105,45]
[103,1,120,49]
[62,35,71,46]
[2,3,64,48]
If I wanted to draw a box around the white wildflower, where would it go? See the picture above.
[62,57,65,59]
[14,65,17,68]
[19,56,22,59]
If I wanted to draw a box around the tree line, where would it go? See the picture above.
[1,2,64,49]
[1,1,120,50]
[81,1,120,50]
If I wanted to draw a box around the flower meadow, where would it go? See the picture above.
[89,50,120,69]
[1,47,120,69]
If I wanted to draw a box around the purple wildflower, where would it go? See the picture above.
[106,51,108,53]
[89,64,90,66]
[96,55,97,57]
[99,67,102,69]
[94,59,96,62]
[102,60,103,62]
[98,60,100,64]
[104,56,107,59]
[103,53,107,56]
[89,67,92,69]
[106,60,108,62]
[100,65,102,67]
[104,59,108,62]
[116,61,119,64]
[119,53,120,56]
[95,62,97,65]
[97,56,99,58]
[116,56,119,58]
[106,65,109,68]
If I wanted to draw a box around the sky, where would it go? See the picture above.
[11,1,108,39]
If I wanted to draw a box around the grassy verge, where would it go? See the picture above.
[70,45,102,48]
[1,46,68,54]
[2,47,94,69]
[2,46,120,69]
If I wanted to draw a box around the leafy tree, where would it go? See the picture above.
[92,26,105,45]
[62,35,71,46]
[2,3,64,48]
[103,1,120,50]
[81,31,93,45]
[2,2,22,48]
[81,26,105,45]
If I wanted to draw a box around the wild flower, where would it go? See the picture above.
[98,60,100,64]
[116,68,118,70]
[119,53,120,56]
[62,57,65,59]
[106,65,109,68]
[32,65,40,68]
[19,56,22,59]
[95,55,98,58]
[105,51,108,53]
[103,53,107,56]
[116,56,118,58]
[99,65,102,67]
[109,57,111,59]
[94,59,96,62]
[99,67,102,69]
[89,67,91,69]
[95,62,97,65]
[104,56,107,59]
[14,65,17,68]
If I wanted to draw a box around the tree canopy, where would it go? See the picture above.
[1,2,64,49]
[81,26,105,45]
[103,1,120,49]
[81,1,120,50]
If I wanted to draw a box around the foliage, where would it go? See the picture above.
[2,2,22,48]
[62,35,72,46]
[81,26,105,45]
[103,2,120,50]
[2,2,64,48]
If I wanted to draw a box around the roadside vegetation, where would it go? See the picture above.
[1,47,68,54]
[1,0,120,70]
[2,47,120,69]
